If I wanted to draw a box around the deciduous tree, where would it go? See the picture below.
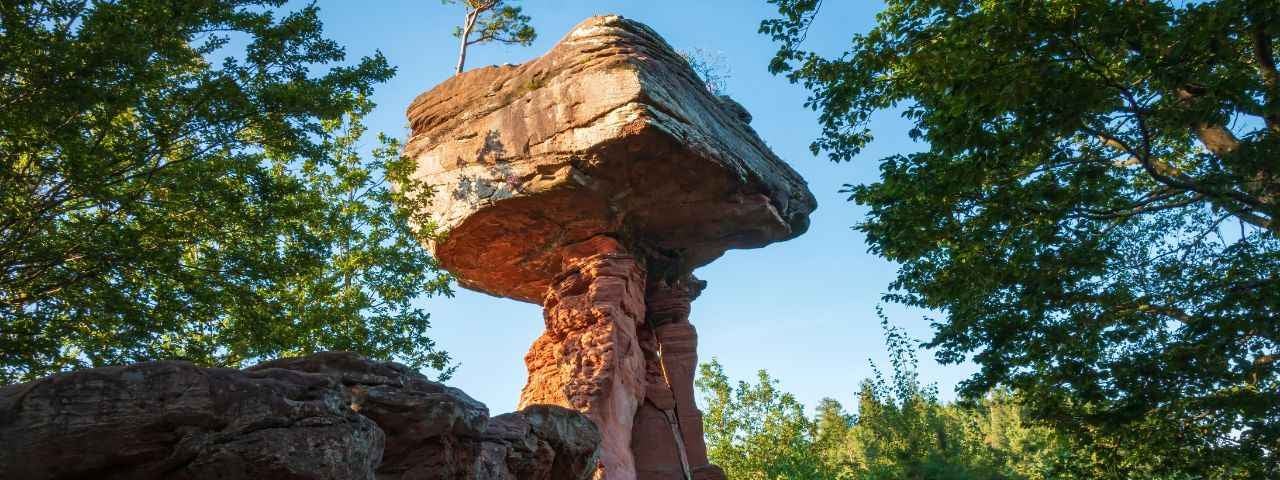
[697,320,1092,479]
[0,0,452,383]
[698,359,834,479]
[762,0,1279,476]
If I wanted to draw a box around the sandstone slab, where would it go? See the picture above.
[404,15,816,303]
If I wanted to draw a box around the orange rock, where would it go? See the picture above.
[402,14,815,480]
[519,238,647,478]
[633,276,724,480]
[404,14,815,303]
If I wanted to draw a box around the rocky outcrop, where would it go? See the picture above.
[402,14,816,480]
[404,14,816,303]
[0,352,601,480]
[519,236,647,478]
[633,276,721,480]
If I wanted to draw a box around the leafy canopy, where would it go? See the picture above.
[762,0,1279,476]
[0,0,452,383]
[697,320,1093,480]
[698,359,837,479]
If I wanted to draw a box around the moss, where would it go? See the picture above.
[519,74,546,94]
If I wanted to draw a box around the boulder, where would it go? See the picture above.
[0,352,601,480]
[404,14,816,303]
[402,14,815,479]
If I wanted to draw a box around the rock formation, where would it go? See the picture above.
[0,352,601,480]
[403,14,816,480]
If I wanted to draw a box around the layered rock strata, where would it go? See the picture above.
[403,14,816,480]
[403,14,815,304]
[633,276,721,480]
[519,236,647,478]
[0,352,601,480]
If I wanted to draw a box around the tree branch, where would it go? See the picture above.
[1255,354,1275,368]
[1067,36,1268,228]
[1251,23,1280,133]
[455,9,479,75]
[1137,303,1195,324]
[1175,87,1242,157]
[1122,89,1275,234]
[1074,191,1204,221]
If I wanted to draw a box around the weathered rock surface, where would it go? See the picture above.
[518,236,647,479]
[0,352,601,480]
[633,276,723,480]
[403,13,814,480]
[404,14,817,303]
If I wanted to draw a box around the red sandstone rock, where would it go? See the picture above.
[402,14,815,480]
[0,352,602,480]
[520,237,647,479]
[404,14,816,304]
[633,277,724,480]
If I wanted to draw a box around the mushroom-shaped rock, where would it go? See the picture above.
[405,15,815,304]
[403,15,815,480]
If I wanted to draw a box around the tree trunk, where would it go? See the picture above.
[455,10,477,75]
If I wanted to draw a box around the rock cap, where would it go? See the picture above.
[405,14,816,302]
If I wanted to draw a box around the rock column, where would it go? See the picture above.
[632,276,726,480]
[519,236,648,479]
[407,13,817,478]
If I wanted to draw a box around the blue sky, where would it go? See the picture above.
[308,0,975,414]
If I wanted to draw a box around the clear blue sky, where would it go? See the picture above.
[308,0,975,414]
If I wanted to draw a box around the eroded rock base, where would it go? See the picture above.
[520,237,648,479]
[519,238,724,479]
[633,277,726,480]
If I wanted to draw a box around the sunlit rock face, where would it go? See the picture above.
[404,14,815,304]
[404,14,815,480]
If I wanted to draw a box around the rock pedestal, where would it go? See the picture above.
[633,276,723,480]
[402,14,816,479]
[516,236,725,480]
[518,236,647,478]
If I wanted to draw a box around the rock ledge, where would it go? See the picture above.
[0,352,601,480]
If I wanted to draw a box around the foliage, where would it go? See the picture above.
[698,359,835,479]
[447,0,536,74]
[762,0,1280,476]
[0,0,453,383]
[283,104,455,379]
[843,321,1005,480]
[698,320,1091,480]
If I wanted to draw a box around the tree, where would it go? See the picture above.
[447,0,536,75]
[696,320,1092,480]
[0,0,453,383]
[697,359,834,479]
[278,103,456,379]
[680,47,732,94]
[843,321,1005,480]
[762,0,1279,476]
[813,397,854,475]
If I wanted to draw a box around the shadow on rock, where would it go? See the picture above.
[0,352,600,480]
